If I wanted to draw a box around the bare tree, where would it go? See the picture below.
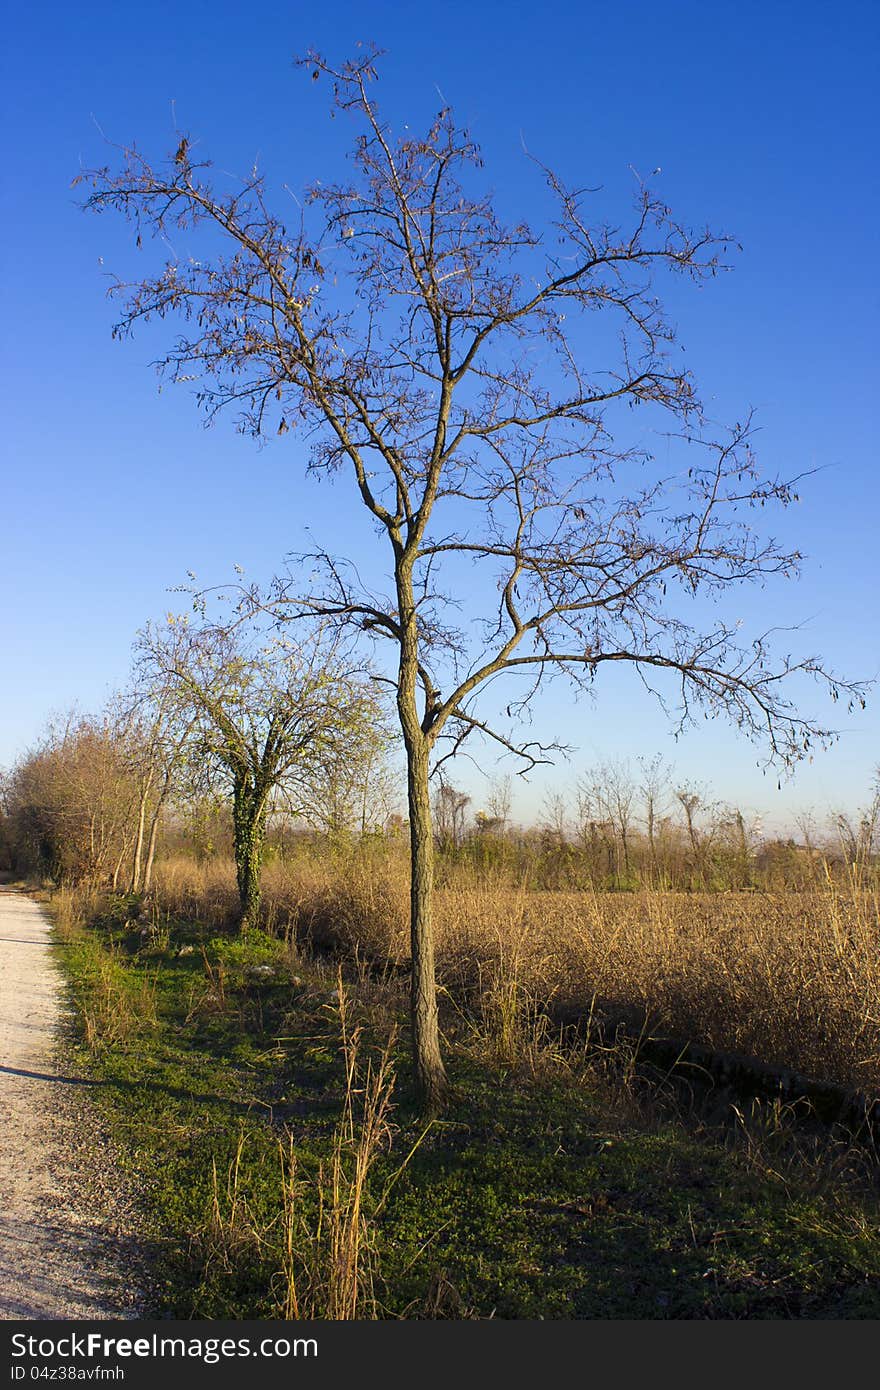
[794,807,819,854]
[638,754,671,884]
[0,774,12,872]
[578,759,637,881]
[540,789,570,846]
[675,782,721,886]
[140,715,195,892]
[81,48,865,1108]
[432,778,471,853]
[832,767,880,878]
[486,775,513,833]
[114,683,198,895]
[712,803,759,889]
[470,776,513,842]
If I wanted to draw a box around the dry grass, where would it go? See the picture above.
[152,850,880,1093]
[276,980,401,1319]
[51,884,158,1048]
[79,953,157,1050]
[199,1134,263,1282]
[52,883,104,940]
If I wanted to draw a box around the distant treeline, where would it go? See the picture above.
[3,703,877,896]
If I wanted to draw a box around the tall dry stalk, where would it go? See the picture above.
[276,974,399,1319]
[200,1133,262,1279]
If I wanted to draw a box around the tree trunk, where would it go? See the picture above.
[646,802,658,885]
[396,550,448,1113]
[129,788,149,894]
[143,767,173,893]
[111,843,126,891]
[233,782,266,931]
[404,735,448,1113]
[143,813,160,893]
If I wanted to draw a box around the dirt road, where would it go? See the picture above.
[0,887,141,1319]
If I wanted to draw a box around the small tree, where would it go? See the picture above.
[539,790,567,843]
[83,48,865,1108]
[832,767,880,882]
[486,776,513,834]
[638,754,671,885]
[136,614,384,929]
[577,760,637,883]
[115,683,199,895]
[432,779,471,853]
[675,782,719,887]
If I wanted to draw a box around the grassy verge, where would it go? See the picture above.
[50,888,880,1319]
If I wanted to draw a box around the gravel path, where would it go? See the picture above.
[0,886,143,1319]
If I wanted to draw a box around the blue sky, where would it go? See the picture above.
[1,0,877,830]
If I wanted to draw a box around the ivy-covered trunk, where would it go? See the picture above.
[232,778,266,931]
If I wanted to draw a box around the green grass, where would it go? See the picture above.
[52,892,880,1320]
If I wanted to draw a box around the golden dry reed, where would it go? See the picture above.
[152,847,880,1094]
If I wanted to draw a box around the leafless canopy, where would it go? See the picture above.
[80,48,864,774]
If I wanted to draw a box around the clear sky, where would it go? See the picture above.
[1,0,877,831]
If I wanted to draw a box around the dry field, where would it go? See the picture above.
[152,849,880,1094]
